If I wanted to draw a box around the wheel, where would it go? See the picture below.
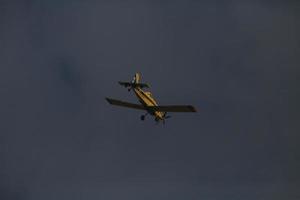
[140,115,145,121]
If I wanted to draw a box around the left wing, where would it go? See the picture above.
[148,105,197,112]
[105,97,145,110]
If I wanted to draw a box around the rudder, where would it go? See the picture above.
[132,73,140,83]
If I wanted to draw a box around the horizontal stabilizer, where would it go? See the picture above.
[148,105,197,112]
[105,98,145,110]
[118,82,149,88]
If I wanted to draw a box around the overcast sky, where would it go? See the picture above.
[0,1,299,199]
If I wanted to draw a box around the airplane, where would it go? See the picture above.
[105,73,197,124]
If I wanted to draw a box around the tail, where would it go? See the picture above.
[132,73,140,84]
[119,73,149,89]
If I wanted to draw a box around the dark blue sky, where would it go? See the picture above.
[0,1,299,199]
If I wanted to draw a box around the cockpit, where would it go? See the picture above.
[145,92,152,97]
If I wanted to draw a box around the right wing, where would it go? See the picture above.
[148,105,197,112]
[105,98,145,110]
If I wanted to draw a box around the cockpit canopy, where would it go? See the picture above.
[145,92,152,97]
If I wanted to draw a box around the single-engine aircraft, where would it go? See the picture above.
[105,73,197,124]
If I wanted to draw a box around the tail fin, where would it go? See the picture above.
[132,73,140,84]
[119,73,149,89]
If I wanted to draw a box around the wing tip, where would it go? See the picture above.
[105,97,113,104]
[188,105,197,112]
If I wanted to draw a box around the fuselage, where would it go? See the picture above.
[133,87,164,121]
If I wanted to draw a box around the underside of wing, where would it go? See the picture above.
[105,98,145,110]
[148,105,197,112]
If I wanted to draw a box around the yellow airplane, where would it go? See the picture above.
[105,73,197,124]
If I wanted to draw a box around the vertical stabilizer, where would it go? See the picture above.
[132,73,140,83]
[119,73,149,89]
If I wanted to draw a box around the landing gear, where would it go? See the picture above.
[140,113,148,121]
